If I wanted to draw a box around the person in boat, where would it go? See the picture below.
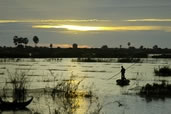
[121,66,126,80]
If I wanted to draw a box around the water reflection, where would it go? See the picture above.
[1,58,171,114]
[51,95,86,114]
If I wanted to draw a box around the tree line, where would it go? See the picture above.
[12,35,161,50]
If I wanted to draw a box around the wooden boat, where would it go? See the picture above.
[116,79,130,86]
[0,97,33,110]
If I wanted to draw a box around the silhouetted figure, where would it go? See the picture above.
[121,66,126,80]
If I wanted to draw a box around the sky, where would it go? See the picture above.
[0,0,171,48]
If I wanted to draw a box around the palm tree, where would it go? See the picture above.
[127,42,131,48]
[139,45,144,49]
[50,43,53,48]
[153,45,158,49]
[33,36,39,47]
[13,36,18,47]
[119,45,122,49]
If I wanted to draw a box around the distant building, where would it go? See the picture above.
[73,43,78,49]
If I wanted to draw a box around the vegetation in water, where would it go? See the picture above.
[50,73,94,98]
[152,54,171,58]
[1,70,29,102]
[154,66,171,76]
[117,58,142,63]
[43,71,101,114]
[72,58,115,62]
[139,81,171,101]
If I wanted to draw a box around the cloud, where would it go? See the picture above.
[0,19,109,24]
[125,18,171,22]
[2,19,171,32]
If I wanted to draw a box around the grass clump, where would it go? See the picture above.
[154,66,171,76]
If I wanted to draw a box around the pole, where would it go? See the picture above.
[107,63,137,80]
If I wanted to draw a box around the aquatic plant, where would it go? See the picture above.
[152,54,171,58]
[117,58,141,63]
[51,75,85,98]
[48,70,94,98]
[1,70,29,102]
[154,66,171,76]
[139,81,171,100]
[72,58,114,62]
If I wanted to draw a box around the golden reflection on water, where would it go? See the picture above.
[75,97,89,114]
[64,61,90,114]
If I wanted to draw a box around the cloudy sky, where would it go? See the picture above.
[0,0,171,48]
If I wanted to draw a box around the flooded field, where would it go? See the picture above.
[0,58,171,114]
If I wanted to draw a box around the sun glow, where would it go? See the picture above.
[0,19,109,23]
[59,25,101,31]
[32,25,171,32]
[33,25,102,31]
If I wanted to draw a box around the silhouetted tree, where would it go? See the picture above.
[139,45,144,49]
[127,42,131,48]
[73,43,78,49]
[119,45,122,49]
[15,37,25,48]
[13,36,18,47]
[17,37,24,45]
[23,38,29,47]
[153,45,158,49]
[33,36,39,47]
[129,46,135,49]
[50,43,53,48]
[101,45,108,49]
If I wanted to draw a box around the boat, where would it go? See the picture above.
[116,79,130,86]
[0,96,33,110]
